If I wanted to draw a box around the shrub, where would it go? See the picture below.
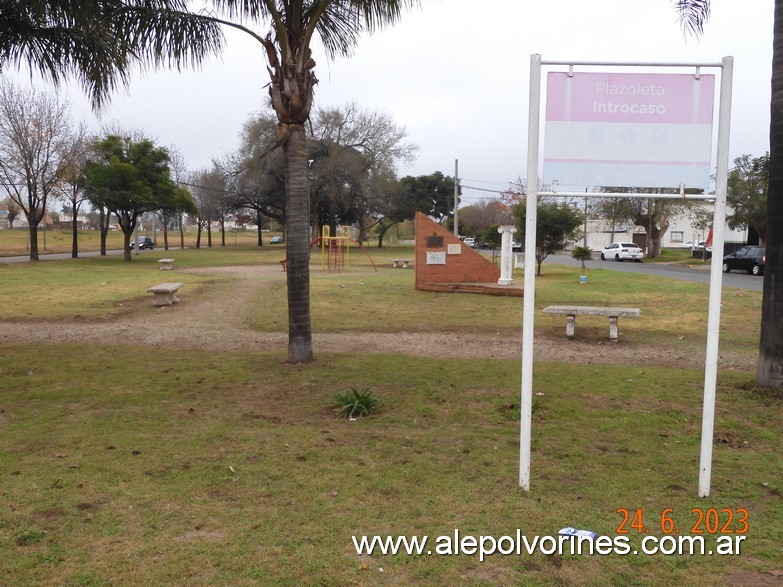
[333,387,380,419]
[571,246,593,272]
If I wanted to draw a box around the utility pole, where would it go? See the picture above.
[583,188,588,247]
[453,159,459,237]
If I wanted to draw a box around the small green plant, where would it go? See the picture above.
[571,245,593,273]
[333,387,380,419]
[15,528,45,546]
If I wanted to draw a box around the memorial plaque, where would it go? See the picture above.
[426,252,447,265]
[425,234,444,248]
[447,243,462,255]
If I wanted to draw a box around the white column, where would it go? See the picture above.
[497,225,517,285]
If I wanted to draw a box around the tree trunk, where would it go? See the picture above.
[284,125,313,363]
[71,215,79,258]
[179,214,185,249]
[99,208,108,255]
[757,0,783,388]
[221,216,226,246]
[377,221,395,248]
[122,231,132,261]
[28,223,39,261]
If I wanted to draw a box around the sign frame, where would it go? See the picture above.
[520,56,733,498]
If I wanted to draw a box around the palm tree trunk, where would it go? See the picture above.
[757,0,783,388]
[284,125,313,363]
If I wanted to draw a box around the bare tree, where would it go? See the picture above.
[0,82,77,260]
[189,167,225,248]
[459,199,514,234]
[165,146,189,250]
[57,124,90,257]
[308,103,417,240]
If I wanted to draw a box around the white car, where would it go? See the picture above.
[600,242,644,262]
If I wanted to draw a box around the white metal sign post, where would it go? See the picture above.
[520,55,733,497]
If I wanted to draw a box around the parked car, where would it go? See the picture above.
[128,236,154,251]
[462,237,476,247]
[270,235,284,244]
[600,242,644,262]
[722,246,765,275]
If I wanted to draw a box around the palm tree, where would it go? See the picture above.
[678,0,783,389]
[0,1,223,109]
[758,1,783,388]
[1,0,417,363]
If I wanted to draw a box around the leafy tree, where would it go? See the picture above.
[399,172,458,224]
[0,82,80,260]
[571,245,593,273]
[727,153,768,244]
[593,189,694,258]
[84,134,185,261]
[679,0,783,388]
[512,199,583,275]
[482,224,503,251]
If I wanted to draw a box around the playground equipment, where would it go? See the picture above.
[319,225,378,272]
[279,226,378,272]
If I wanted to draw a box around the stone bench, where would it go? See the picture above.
[158,258,175,270]
[147,282,183,307]
[391,259,410,268]
[543,305,641,342]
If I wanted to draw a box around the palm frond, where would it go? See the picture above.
[315,0,420,59]
[674,0,710,37]
[0,0,225,109]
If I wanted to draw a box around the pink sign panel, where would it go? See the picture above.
[543,72,715,189]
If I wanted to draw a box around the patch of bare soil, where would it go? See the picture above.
[0,264,756,371]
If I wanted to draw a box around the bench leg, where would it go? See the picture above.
[609,316,619,341]
[566,314,576,338]
[152,292,180,306]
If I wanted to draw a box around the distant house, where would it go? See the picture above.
[576,202,750,253]
[55,214,90,230]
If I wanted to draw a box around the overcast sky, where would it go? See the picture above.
[24,0,775,204]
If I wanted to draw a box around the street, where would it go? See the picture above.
[546,253,763,292]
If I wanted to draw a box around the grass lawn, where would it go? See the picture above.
[0,228,282,257]
[1,248,781,585]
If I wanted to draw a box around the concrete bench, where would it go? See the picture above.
[543,305,640,342]
[158,258,175,270]
[391,259,410,268]
[147,282,183,307]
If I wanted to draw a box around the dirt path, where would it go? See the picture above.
[0,265,756,371]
